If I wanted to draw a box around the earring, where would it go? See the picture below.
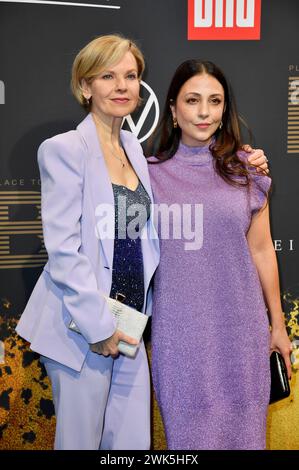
[173,117,178,129]
[219,121,223,130]
[85,96,91,106]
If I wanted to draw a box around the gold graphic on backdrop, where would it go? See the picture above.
[284,291,299,370]
[0,191,47,269]
[0,300,55,449]
[266,289,299,450]
[1,289,298,449]
[288,77,299,154]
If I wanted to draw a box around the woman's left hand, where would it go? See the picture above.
[270,326,293,379]
[242,145,269,174]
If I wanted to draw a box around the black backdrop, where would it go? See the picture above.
[0,0,299,449]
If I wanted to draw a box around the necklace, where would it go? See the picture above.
[110,147,126,168]
[92,113,126,168]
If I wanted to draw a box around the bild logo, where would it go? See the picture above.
[188,0,262,40]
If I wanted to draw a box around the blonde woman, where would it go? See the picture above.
[16,35,160,450]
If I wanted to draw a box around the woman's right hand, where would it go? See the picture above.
[270,325,293,379]
[90,330,138,358]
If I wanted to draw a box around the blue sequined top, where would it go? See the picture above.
[109,180,151,312]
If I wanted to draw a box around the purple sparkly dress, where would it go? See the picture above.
[148,141,272,450]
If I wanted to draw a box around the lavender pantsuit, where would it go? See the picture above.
[40,342,150,450]
[16,113,160,450]
[149,142,272,450]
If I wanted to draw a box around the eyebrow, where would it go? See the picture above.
[102,68,138,74]
[185,92,223,97]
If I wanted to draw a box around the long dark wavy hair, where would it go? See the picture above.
[148,59,267,189]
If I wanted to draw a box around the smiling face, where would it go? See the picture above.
[171,73,225,147]
[82,50,140,120]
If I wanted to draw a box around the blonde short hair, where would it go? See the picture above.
[71,34,145,112]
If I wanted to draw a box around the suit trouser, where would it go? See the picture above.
[40,340,150,450]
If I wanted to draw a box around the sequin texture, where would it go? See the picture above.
[109,181,151,312]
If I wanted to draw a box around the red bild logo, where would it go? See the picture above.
[188,0,261,40]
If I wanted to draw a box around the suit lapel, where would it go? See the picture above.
[77,114,115,269]
[120,130,160,292]
[120,130,154,203]
[76,113,159,285]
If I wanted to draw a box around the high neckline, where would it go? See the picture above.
[174,138,215,166]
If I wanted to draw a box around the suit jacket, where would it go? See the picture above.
[16,113,160,372]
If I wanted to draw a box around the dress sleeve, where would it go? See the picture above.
[249,170,272,215]
[237,150,272,215]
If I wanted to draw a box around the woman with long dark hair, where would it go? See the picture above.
[148,60,292,450]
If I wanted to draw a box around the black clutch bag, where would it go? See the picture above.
[269,351,290,404]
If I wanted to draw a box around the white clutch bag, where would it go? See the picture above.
[68,294,148,358]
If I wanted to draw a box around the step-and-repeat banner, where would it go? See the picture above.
[0,0,299,449]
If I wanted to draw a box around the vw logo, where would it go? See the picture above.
[122,81,160,143]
